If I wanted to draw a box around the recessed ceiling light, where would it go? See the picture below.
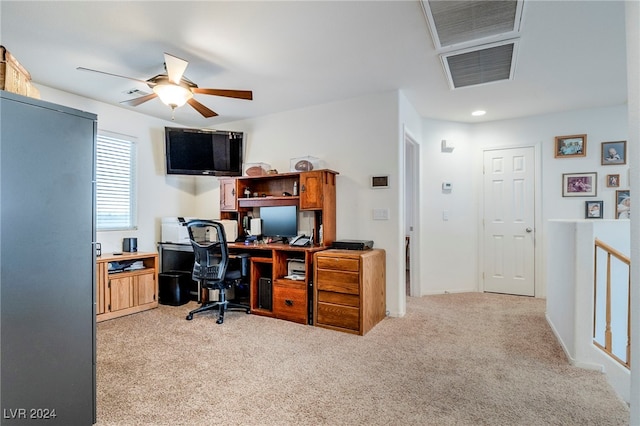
[472,110,486,116]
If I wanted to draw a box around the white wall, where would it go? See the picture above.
[37,83,629,314]
[475,105,628,298]
[473,105,628,221]
[37,86,199,253]
[419,119,475,295]
[546,219,631,403]
[626,1,640,420]
[195,91,406,316]
[417,105,628,297]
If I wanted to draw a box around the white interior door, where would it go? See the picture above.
[483,147,535,296]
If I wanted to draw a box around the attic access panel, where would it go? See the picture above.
[441,40,518,89]
[423,0,524,49]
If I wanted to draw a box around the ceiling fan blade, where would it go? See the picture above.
[187,98,218,118]
[192,88,253,100]
[77,67,155,86]
[164,53,188,84]
[120,93,158,107]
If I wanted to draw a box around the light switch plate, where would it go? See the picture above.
[373,208,390,220]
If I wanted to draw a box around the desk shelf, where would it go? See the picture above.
[238,196,299,208]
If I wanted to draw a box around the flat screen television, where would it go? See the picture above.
[260,205,298,241]
[164,127,243,176]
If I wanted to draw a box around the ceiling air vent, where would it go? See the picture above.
[442,40,518,89]
[422,0,524,49]
[123,88,150,97]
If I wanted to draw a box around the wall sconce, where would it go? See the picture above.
[441,139,454,153]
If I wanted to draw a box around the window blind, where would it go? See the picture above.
[96,133,137,230]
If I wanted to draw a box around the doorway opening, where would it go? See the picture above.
[404,130,420,297]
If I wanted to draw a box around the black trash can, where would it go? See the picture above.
[159,271,191,306]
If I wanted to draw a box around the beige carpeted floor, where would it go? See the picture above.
[95,293,629,425]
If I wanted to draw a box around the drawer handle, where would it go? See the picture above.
[285,299,294,306]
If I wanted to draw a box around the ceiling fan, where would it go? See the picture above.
[77,53,253,118]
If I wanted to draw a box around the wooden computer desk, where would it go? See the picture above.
[158,241,326,325]
[227,242,327,325]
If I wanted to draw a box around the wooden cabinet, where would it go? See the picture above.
[219,178,238,211]
[299,170,325,209]
[299,170,337,245]
[96,252,159,322]
[314,249,386,335]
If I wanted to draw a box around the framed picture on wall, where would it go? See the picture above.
[555,134,587,158]
[606,174,620,187]
[562,172,597,197]
[616,190,630,219]
[585,201,603,219]
[601,140,627,165]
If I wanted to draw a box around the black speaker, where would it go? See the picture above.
[123,237,137,252]
[258,277,272,310]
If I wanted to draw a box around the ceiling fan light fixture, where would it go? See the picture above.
[153,83,193,108]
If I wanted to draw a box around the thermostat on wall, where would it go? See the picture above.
[371,175,389,189]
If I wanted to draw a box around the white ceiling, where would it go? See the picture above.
[0,1,628,128]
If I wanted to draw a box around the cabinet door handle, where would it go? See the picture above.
[285,299,294,306]
[300,185,306,192]
[231,188,235,196]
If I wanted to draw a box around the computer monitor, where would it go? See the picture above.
[260,205,298,242]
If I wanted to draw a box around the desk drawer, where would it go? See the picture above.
[317,302,359,331]
[316,256,359,272]
[316,269,359,294]
[317,290,359,308]
[273,281,307,324]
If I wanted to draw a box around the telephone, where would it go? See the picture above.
[289,234,312,247]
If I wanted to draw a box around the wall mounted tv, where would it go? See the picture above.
[164,127,244,176]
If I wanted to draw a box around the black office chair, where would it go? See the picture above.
[185,220,250,324]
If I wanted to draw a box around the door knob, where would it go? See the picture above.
[526,227,533,233]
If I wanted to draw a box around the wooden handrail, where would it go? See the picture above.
[595,239,630,265]
[593,238,631,369]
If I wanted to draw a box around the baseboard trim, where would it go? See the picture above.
[545,312,604,372]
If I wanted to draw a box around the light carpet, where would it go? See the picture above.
[95,293,629,425]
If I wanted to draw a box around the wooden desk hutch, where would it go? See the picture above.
[219,169,338,325]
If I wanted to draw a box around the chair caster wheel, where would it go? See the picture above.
[186,314,193,321]
[216,318,224,324]
[246,309,251,314]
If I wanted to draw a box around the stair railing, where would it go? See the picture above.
[593,238,631,368]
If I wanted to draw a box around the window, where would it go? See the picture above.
[96,132,137,230]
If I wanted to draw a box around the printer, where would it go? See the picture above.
[161,217,193,244]
[287,259,306,276]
